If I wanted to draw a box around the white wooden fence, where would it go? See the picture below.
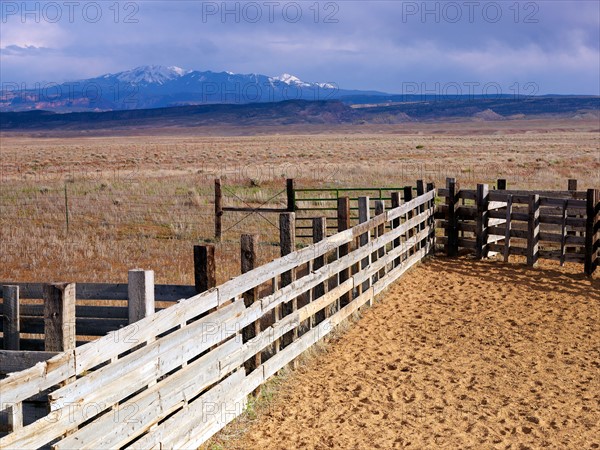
[0,189,436,449]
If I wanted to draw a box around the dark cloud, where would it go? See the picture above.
[0,1,598,94]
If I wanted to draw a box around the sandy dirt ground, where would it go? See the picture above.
[212,257,599,450]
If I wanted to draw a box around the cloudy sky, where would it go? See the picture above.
[1,1,599,95]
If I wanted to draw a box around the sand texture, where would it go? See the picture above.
[210,257,599,449]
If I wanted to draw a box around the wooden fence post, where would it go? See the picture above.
[3,285,20,350]
[357,197,371,297]
[286,178,295,212]
[527,194,540,267]
[241,234,260,373]
[416,180,425,250]
[391,192,401,267]
[426,182,436,253]
[214,178,223,241]
[375,200,386,282]
[43,283,76,352]
[497,179,507,190]
[567,179,578,253]
[476,184,489,259]
[584,189,599,276]
[337,197,351,308]
[504,195,513,262]
[312,217,328,323]
[128,270,155,324]
[279,213,297,347]
[403,186,414,257]
[445,178,459,257]
[194,245,216,293]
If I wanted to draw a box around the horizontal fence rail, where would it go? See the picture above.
[0,187,436,449]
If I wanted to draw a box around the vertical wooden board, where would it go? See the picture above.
[391,191,401,267]
[497,179,507,190]
[560,200,568,266]
[337,197,351,308]
[504,195,513,262]
[476,184,489,259]
[128,270,155,325]
[312,217,328,323]
[43,283,76,352]
[357,197,371,296]
[194,245,216,294]
[279,213,297,347]
[375,200,386,282]
[214,178,223,241]
[416,181,425,250]
[3,285,20,350]
[584,189,598,275]
[527,194,540,267]
[241,234,260,372]
[403,186,414,258]
[286,178,295,212]
[445,178,458,257]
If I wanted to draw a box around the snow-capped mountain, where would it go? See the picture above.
[1,66,387,112]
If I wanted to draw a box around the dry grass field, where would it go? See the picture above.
[1,119,598,285]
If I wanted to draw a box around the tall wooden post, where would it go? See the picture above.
[497,179,507,190]
[128,270,155,324]
[527,194,540,267]
[426,182,436,253]
[214,178,223,241]
[279,213,297,346]
[194,245,216,293]
[357,197,371,296]
[445,178,459,257]
[375,200,386,281]
[286,178,295,212]
[403,186,414,257]
[567,179,578,253]
[312,217,328,323]
[241,234,260,373]
[337,197,351,308]
[568,179,578,191]
[584,189,599,276]
[43,283,76,352]
[3,285,20,350]
[476,184,489,259]
[391,191,401,267]
[416,180,425,250]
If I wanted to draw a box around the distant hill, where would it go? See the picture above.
[1,97,598,131]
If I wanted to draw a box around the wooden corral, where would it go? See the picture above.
[0,186,436,449]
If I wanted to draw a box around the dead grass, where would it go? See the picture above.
[0,119,598,286]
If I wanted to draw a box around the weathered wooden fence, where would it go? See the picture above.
[436,178,599,275]
[0,187,436,449]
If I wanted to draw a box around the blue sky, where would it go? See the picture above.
[1,1,599,95]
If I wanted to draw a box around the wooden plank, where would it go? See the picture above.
[497,179,507,190]
[458,190,477,201]
[214,178,222,241]
[476,184,489,259]
[391,192,401,268]
[585,189,599,276]
[504,195,512,262]
[312,217,328,323]
[194,245,216,294]
[403,186,414,258]
[560,200,568,266]
[52,337,241,450]
[416,180,425,251]
[287,178,295,212]
[0,283,194,302]
[128,270,155,325]
[241,234,261,373]
[3,285,19,350]
[337,197,351,308]
[19,316,128,337]
[488,201,507,210]
[44,283,76,352]
[279,212,297,348]
[527,194,540,267]
[0,290,219,412]
[357,197,371,297]
[0,350,58,375]
[385,190,435,222]
[126,369,249,450]
[375,200,386,281]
